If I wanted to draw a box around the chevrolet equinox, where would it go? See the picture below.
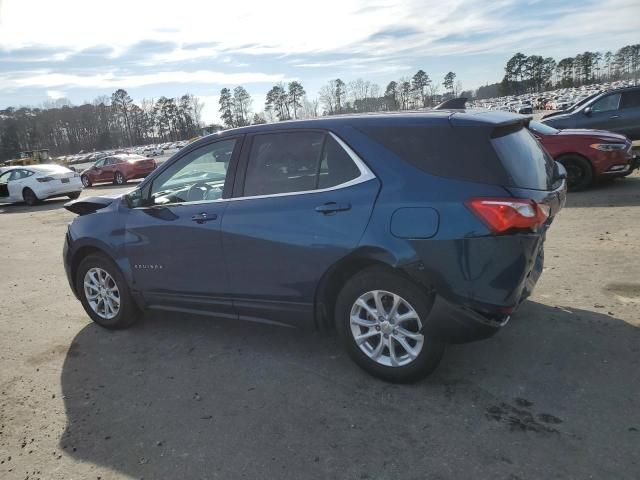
[64,111,566,382]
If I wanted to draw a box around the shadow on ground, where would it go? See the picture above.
[0,197,70,214]
[59,301,639,479]
[565,175,640,208]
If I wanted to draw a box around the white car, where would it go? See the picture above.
[0,164,83,206]
[143,147,163,157]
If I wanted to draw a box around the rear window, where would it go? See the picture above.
[491,128,555,190]
[359,124,554,190]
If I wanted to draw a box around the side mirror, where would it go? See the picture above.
[124,189,143,208]
[583,106,592,116]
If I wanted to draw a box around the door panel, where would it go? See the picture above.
[222,179,379,327]
[124,202,234,316]
[124,136,241,317]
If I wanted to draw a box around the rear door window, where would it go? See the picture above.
[242,132,361,197]
[620,90,640,109]
[592,93,621,112]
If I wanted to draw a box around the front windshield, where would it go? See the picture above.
[529,121,559,135]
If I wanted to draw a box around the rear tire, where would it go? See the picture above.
[67,191,81,200]
[76,253,140,329]
[557,155,593,191]
[81,175,91,187]
[22,188,39,206]
[335,266,445,383]
[114,171,126,185]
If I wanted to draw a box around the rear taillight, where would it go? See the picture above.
[466,197,549,234]
[36,176,54,183]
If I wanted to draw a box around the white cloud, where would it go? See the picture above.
[1,70,290,89]
[1,0,636,60]
[46,89,65,99]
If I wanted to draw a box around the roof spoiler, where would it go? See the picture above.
[434,97,467,110]
[490,117,531,138]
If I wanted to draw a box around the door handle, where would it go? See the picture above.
[609,115,620,119]
[315,202,351,214]
[191,212,218,224]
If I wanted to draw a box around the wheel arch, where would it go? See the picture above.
[314,247,411,331]
[70,245,107,294]
[22,186,37,201]
[555,152,594,173]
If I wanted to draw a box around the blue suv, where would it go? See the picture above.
[63,111,566,382]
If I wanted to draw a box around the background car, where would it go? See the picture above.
[529,121,636,190]
[64,111,565,382]
[542,86,640,140]
[0,164,82,205]
[143,146,164,157]
[81,154,157,187]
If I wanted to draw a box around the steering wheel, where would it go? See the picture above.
[186,182,213,202]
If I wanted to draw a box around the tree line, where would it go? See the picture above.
[493,43,640,97]
[0,89,204,161]
[218,70,465,127]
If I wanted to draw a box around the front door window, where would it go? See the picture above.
[150,138,237,205]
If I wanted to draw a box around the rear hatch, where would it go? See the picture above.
[40,168,78,185]
[488,122,566,219]
[447,113,566,220]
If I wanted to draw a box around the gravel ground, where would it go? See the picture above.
[0,173,639,480]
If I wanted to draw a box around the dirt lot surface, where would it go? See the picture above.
[1,175,639,480]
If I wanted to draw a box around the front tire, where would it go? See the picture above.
[81,175,91,187]
[558,155,593,191]
[22,188,39,206]
[67,191,81,200]
[335,266,445,383]
[76,253,139,329]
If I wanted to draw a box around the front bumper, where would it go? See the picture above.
[62,230,79,299]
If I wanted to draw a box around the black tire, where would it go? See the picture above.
[335,266,445,383]
[558,155,593,191]
[81,175,91,187]
[67,191,81,200]
[114,171,126,185]
[76,253,140,329]
[22,187,39,206]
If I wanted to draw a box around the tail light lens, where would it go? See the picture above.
[466,197,550,233]
[36,176,54,183]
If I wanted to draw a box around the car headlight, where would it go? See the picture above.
[590,143,628,152]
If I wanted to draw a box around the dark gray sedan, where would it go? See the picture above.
[542,86,640,140]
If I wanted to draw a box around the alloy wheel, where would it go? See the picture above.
[350,290,424,367]
[83,267,120,320]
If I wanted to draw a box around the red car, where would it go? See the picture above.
[529,121,637,191]
[81,154,157,187]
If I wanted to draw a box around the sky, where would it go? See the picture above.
[0,0,638,123]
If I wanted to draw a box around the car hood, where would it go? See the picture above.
[541,111,569,120]
[555,129,628,142]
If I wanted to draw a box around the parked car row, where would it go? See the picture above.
[0,152,160,205]
[56,140,188,172]
[469,80,636,113]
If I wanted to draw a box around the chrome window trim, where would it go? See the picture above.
[228,132,375,202]
[136,131,376,209]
